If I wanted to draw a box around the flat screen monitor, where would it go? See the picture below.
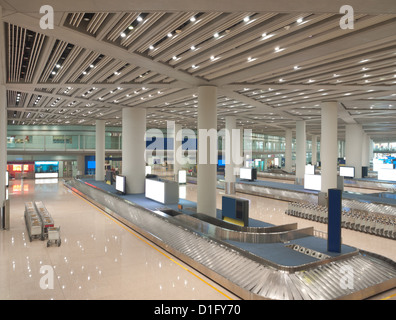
[115,175,126,194]
[87,161,96,169]
[304,174,321,191]
[339,166,355,178]
[178,170,187,184]
[240,168,252,180]
[305,164,315,175]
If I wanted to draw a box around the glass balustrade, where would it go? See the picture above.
[7,134,122,151]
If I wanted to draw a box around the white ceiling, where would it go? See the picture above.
[2,0,396,141]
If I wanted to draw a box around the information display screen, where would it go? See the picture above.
[339,166,355,178]
[240,168,252,180]
[304,174,321,191]
[178,170,187,184]
[115,175,126,194]
[305,165,315,175]
[34,161,59,178]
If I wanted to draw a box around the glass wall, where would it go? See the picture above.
[7,125,123,151]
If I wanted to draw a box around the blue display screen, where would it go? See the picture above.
[87,161,96,169]
[35,161,59,173]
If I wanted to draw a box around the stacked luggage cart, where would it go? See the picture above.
[285,201,396,239]
[24,201,61,246]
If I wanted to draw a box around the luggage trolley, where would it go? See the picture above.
[34,201,54,240]
[47,227,61,247]
[24,202,43,242]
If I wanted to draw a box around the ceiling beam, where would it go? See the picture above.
[211,20,396,86]
[2,0,396,14]
[2,12,208,87]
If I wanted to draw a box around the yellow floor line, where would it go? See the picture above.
[381,293,396,300]
[70,189,234,300]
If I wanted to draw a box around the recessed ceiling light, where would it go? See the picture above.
[244,16,250,22]
[214,32,219,38]
[359,59,370,63]
[120,32,126,38]
[167,32,173,38]
[190,16,196,22]
[297,18,303,23]
[137,16,143,22]
[294,65,300,70]
[149,45,154,50]
[172,56,177,60]
[190,45,196,50]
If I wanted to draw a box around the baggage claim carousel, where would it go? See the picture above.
[64,178,396,300]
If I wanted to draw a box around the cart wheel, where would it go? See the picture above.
[58,239,61,247]
[47,241,50,247]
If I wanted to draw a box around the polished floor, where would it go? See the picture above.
[1,177,395,300]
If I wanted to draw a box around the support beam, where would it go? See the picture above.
[321,102,338,193]
[345,123,363,179]
[295,120,306,184]
[284,129,292,173]
[197,86,217,217]
[95,120,105,181]
[122,107,146,194]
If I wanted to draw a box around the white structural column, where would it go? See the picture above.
[321,102,338,193]
[284,129,292,172]
[239,126,244,169]
[95,120,105,181]
[311,135,317,165]
[76,155,85,176]
[295,120,306,183]
[197,86,217,217]
[0,85,6,209]
[173,123,182,179]
[0,6,7,216]
[122,107,146,194]
[225,116,237,184]
[345,124,363,179]
[369,139,374,163]
[362,133,370,168]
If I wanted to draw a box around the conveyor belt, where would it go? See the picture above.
[64,178,396,300]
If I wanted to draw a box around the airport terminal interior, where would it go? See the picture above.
[1,0,396,300]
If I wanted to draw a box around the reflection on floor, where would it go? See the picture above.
[1,177,395,300]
